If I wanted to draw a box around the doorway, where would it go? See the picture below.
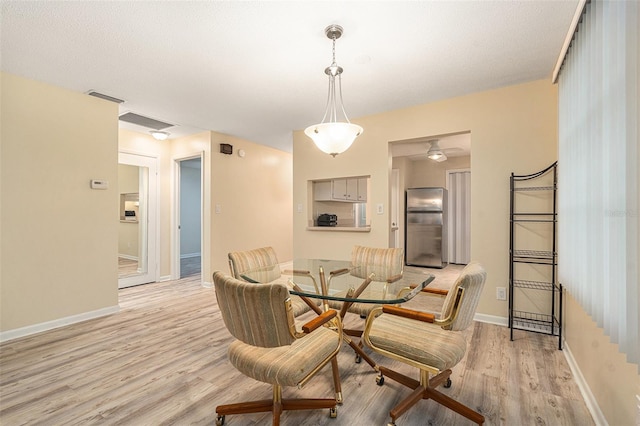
[118,152,158,288]
[174,155,203,279]
[390,132,471,264]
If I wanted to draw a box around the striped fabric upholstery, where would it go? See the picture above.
[213,271,341,387]
[350,245,404,280]
[365,262,486,372]
[440,261,486,331]
[213,271,294,347]
[366,313,467,371]
[228,246,281,282]
[228,326,339,386]
[228,247,314,316]
[330,246,404,315]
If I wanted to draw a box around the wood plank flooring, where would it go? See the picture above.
[0,268,594,425]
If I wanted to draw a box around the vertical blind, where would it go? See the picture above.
[557,0,639,368]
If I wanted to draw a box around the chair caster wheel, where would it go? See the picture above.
[329,406,338,418]
[355,354,362,363]
[215,415,225,426]
[376,374,384,386]
[444,378,452,388]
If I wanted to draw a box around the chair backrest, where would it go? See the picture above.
[228,246,281,282]
[440,261,487,331]
[213,271,296,347]
[350,245,404,281]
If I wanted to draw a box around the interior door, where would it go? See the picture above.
[118,152,158,288]
[446,169,471,264]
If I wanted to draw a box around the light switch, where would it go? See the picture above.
[215,204,222,214]
[297,203,303,213]
[376,204,384,214]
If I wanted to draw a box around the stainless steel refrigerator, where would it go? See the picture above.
[405,187,448,268]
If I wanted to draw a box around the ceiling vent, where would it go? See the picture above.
[118,112,173,130]
[86,91,125,104]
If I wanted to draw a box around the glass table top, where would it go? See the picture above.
[241,258,435,304]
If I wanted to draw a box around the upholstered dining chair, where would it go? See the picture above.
[328,245,404,362]
[213,271,343,426]
[361,261,487,425]
[228,246,319,317]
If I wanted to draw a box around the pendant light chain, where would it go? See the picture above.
[304,24,363,157]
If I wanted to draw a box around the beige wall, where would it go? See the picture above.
[119,129,293,284]
[407,155,471,188]
[1,72,119,332]
[208,132,293,277]
[565,294,640,425]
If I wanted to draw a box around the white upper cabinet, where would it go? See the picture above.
[314,177,368,202]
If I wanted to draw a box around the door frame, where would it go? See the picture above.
[390,169,400,248]
[118,151,159,288]
[172,152,204,280]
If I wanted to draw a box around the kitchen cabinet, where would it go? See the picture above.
[314,177,367,202]
[356,177,367,201]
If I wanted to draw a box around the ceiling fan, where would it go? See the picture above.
[426,139,464,162]
[426,140,447,162]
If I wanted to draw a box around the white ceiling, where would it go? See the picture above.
[1,1,578,154]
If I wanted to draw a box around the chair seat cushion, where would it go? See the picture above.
[328,299,379,316]
[228,326,339,387]
[366,313,467,372]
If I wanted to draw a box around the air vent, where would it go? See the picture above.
[87,91,125,104]
[118,112,173,130]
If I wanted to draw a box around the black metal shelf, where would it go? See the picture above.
[509,162,562,350]
[511,310,561,336]
[512,280,558,291]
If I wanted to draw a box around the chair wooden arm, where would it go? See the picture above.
[302,310,337,333]
[284,269,311,276]
[382,305,436,323]
[409,284,449,296]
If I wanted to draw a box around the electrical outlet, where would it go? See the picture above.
[496,287,507,300]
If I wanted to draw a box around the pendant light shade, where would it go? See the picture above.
[304,122,362,156]
[305,25,362,157]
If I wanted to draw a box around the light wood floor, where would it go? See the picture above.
[0,266,594,425]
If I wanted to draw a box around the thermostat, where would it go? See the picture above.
[90,179,109,189]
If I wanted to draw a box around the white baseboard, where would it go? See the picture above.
[159,275,172,282]
[563,341,607,426]
[0,305,120,343]
[180,252,201,259]
[118,254,138,261]
[202,281,213,288]
[474,313,508,327]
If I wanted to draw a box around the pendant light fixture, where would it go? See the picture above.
[305,24,363,157]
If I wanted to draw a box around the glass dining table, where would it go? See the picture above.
[241,258,435,373]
